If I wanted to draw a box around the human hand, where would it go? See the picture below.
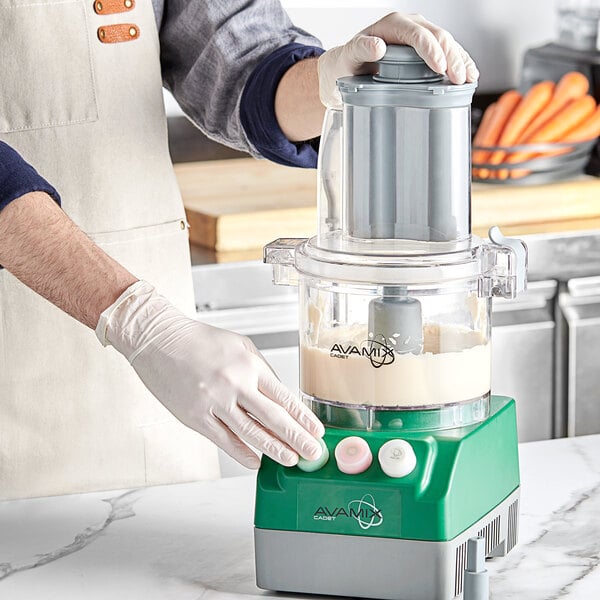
[318,12,479,107]
[96,281,324,469]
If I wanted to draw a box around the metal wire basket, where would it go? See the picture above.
[472,140,597,185]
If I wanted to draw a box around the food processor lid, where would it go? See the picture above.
[259,231,525,298]
[337,44,477,108]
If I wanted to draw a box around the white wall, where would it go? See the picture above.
[281,0,556,91]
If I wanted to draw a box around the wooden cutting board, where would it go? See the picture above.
[176,159,317,253]
[175,158,600,261]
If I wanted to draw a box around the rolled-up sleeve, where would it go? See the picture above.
[0,142,61,214]
[240,42,324,168]
[158,0,322,158]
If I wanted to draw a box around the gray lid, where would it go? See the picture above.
[337,43,477,108]
[374,45,443,83]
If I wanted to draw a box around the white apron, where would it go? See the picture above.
[0,0,219,500]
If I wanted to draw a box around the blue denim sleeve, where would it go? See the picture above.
[240,43,325,169]
[0,141,61,213]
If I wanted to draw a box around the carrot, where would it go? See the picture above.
[536,105,600,158]
[473,103,497,146]
[516,94,594,144]
[517,71,589,142]
[562,104,600,142]
[508,95,597,178]
[515,105,600,170]
[472,90,521,179]
[473,103,497,147]
[488,81,555,178]
[472,103,496,178]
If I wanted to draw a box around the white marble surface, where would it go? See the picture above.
[1,435,599,600]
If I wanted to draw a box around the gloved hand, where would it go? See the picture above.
[96,280,324,469]
[318,12,479,107]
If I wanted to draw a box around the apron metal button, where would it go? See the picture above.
[96,2,103,12]
[98,28,106,40]
[124,0,133,7]
[129,26,137,37]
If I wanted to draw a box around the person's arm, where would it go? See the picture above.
[240,43,324,167]
[158,0,323,167]
[274,56,323,143]
[0,191,136,328]
[0,145,324,468]
[0,141,136,326]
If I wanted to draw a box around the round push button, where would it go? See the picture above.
[297,437,329,473]
[335,437,373,474]
[378,439,417,478]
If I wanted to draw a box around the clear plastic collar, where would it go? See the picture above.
[264,229,527,299]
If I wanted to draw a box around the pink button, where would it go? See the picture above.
[334,437,373,474]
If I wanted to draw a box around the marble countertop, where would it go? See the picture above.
[1,435,599,600]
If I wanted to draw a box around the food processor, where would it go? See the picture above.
[254,46,528,600]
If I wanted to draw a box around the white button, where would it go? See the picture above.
[378,439,416,478]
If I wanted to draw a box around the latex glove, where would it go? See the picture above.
[318,12,479,107]
[96,281,324,469]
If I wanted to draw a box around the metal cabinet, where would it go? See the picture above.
[559,276,600,437]
[492,281,557,442]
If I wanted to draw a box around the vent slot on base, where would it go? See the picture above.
[478,515,501,555]
[507,499,519,552]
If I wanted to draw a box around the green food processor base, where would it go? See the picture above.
[254,396,520,600]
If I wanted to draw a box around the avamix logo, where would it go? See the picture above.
[329,339,394,368]
[313,494,384,530]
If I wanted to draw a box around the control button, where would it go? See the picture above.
[297,437,329,473]
[335,437,373,474]
[378,439,417,478]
